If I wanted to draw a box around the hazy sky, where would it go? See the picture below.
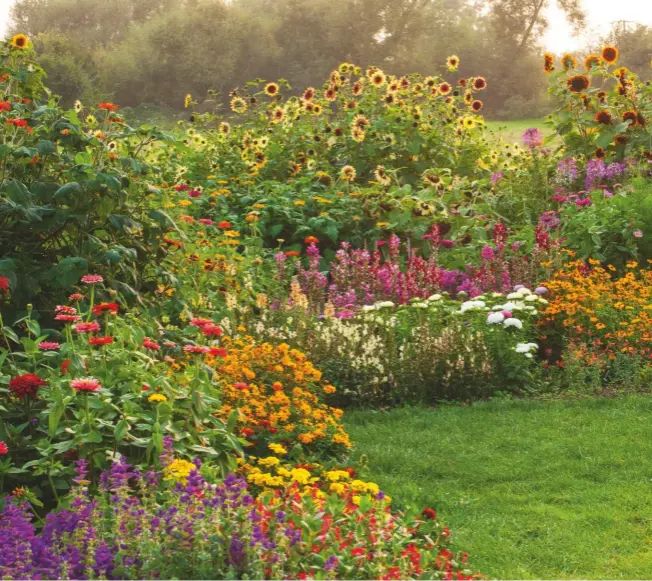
[0,0,652,52]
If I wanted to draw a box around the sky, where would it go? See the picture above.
[0,0,652,52]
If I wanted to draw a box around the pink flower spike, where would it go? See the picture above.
[38,342,61,351]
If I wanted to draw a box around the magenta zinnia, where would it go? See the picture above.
[75,321,101,334]
[80,274,104,284]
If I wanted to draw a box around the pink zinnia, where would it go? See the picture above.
[55,314,81,322]
[198,218,213,226]
[188,190,202,198]
[69,293,84,301]
[80,274,104,284]
[39,341,61,351]
[75,321,101,334]
[143,337,161,350]
[71,377,101,392]
[634,230,643,238]
[189,318,212,328]
[56,305,77,315]
[183,345,210,354]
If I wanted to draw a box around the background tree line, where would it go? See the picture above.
[8,0,652,120]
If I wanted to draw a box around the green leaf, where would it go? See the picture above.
[54,182,82,201]
[53,257,88,288]
[114,419,129,441]
[81,430,103,444]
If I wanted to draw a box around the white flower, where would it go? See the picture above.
[460,300,486,312]
[517,287,531,296]
[487,312,505,324]
[515,342,538,353]
[428,294,442,302]
[524,295,538,302]
[361,305,377,312]
[538,298,549,305]
[501,302,517,311]
[411,302,428,309]
[507,292,521,300]
[503,318,523,329]
[377,301,395,309]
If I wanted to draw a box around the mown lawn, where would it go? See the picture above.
[486,118,550,142]
[345,397,652,579]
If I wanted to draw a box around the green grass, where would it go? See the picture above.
[345,396,652,579]
[486,118,550,143]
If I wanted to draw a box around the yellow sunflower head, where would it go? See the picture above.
[10,34,29,49]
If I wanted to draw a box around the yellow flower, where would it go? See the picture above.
[184,94,192,108]
[258,456,281,467]
[10,34,29,49]
[165,459,197,485]
[294,200,306,206]
[376,222,390,228]
[148,394,168,403]
[290,468,311,484]
[269,443,287,455]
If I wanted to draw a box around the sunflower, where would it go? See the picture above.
[230,96,248,113]
[352,82,363,96]
[594,147,606,158]
[254,151,267,168]
[312,104,323,115]
[107,141,118,152]
[85,114,97,127]
[338,62,351,74]
[462,116,476,130]
[615,134,628,145]
[622,110,638,127]
[584,55,602,70]
[10,34,28,49]
[425,76,437,88]
[543,53,555,73]
[272,107,285,123]
[473,77,487,91]
[371,70,386,87]
[351,126,366,142]
[567,75,590,92]
[374,165,392,186]
[422,170,442,188]
[340,165,356,182]
[438,82,452,96]
[601,46,619,64]
[561,53,577,71]
[324,86,337,101]
[289,162,302,176]
[471,100,483,112]
[184,94,192,108]
[597,90,608,104]
[388,80,400,93]
[303,87,315,101]
[594,110,612,125]
[73,100,83,113]
[346,100,357,110]
[447,55,460,71]
[219,121,231,135]
[264,82,279,96]
[384,93,395,106]
[352,114,370,130]
[464,91,473,103]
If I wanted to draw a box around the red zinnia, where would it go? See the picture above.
[0,441,7,455]
[75,321,101,334]
[143,337,161,350]
[201,323,223,337]
[9,374,47,400]
[422,507,437,520]
[218,221,232,229]
[89,336,114,346]
[208,347,227,357]
[98,102,120,112]
[92,302,119,316]
[304,236,319,244]
[0,276,9,292]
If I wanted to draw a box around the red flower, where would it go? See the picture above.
[9,374,47,400]
[0,441,7,455]
[92,302,119,316]
[75,321,101,334]
[98,102,120,112]
[0,101,11,112]
[218,221,232,229]
[208,347,227,357]
[89,336,114,346]
[234,382,249,391]
[4,119,28,128]
[61,360,72,374]
[422,507,437,520]
[143,337,161,350]
[344,467,356,478]
[304,236,319,244]
[285,251,300,257]
[0,276,9,292]
[351,547,366,557]
[240,427,254,438]
[201,323,223,337]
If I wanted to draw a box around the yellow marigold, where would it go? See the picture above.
[269,443,287,455]
[290,468,312,484]
[148,393,168,403]
[258,456,281,467]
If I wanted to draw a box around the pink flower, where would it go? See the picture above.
[38,341,61,351]
[69,293,84,301]
[71,377,101,392]
[189,318,213,328]
[0,441,7,455]
[75,321,101,334]
[201,323,223,337]
[188,190,202,198]
[183,345,210,354]
[481,245,495,261]
[56,305,77,315]
[198,218,213,226]
[55,314,81,322]
[501,310,513,318]
[80,274,104,284]
[634,230,643,238]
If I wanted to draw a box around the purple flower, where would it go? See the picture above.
[490,172,504,184]
[481,245,495,261]
[522,128,543,149]
[324,555,339,571]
